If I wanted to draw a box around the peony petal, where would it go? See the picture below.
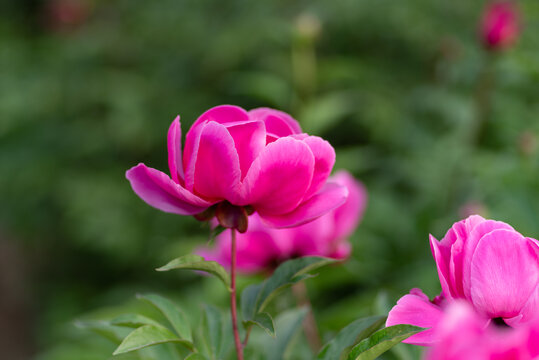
[183,120,205,192]
[225,120,266,179]
[192,122,242,202]
[462,219,514,300]
[331,171,367,240]
[430,235,455,300]
[126,163,212,215]
[386,289,444,346]
[300,136,336,201]
[258,181,348,228]
[242,137,314,213]
[191,104,250,130]
[249,107,302,137]
[167,116,184,184]
[470,229,539,319]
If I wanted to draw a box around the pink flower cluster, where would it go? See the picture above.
[198,171,366,273]
[481,1,520,50]
[387,215,539,346]
[126,105,348,231]
[426,302,539,360]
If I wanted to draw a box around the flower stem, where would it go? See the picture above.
[292,282,322,352]
[230,229,244,360]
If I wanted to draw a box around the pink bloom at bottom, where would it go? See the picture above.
[387,215,539,346]
[426,302,539,360]
[198,171,366,273]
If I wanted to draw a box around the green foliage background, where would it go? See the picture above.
[0,0,538,358]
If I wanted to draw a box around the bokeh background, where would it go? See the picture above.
[1,0,538,359]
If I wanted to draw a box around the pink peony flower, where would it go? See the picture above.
[387,215,539,346]
[126,105,348,232]
[426,301,539,360]
[481,1,520,51]
[198,171,366,273]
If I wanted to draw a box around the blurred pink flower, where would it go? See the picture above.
[126,105,348,231]
[198,171,366,273]
[481,1,520,50]
[387,215,539,345]
[45,0,91,31]
[426,301,539,360]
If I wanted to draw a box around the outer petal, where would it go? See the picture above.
[248,107,302,137]
[225,120,266,179]
[167,116,184,184]
[425,302,489,360]
[301,136,336,201]
[191,105,250,130]
[331,171,367,240]
[259,181,348,228]
[242,137,314,213]
[430,235,454,300]
[470,229,539,319]
[191,122,242,202]
[462,219,514,300]
[386,289,444,346]
[126,163,212,215]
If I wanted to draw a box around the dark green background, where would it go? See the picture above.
[1,0,538,359]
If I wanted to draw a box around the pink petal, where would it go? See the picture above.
[191,122,242,202]
[126,163,212,215]
[183,120,205,192]
[258,181,348,228]
[167,116,184,184]
[191,105,250,130]
[224,120,266,179]
[462,219,514,299]
[248,108,301,137]
[300,136,336,201]
[331,171,367,240]
[430,235,455,300]
[470,229,539,319]
[386,289,444,346]
[242,137,314,213]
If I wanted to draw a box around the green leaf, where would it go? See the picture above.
[113,324,194,355]
[74,320,129,344]
[110,314,162,328]
[156,255,231,291]
[243,312,275,338]
[346,325,424,360]
[185,353,209,360]
[137,293,192,343]
[200,305,230,360]
[317,316,386,360]
[241,257,336,322]
[263,308,308,360]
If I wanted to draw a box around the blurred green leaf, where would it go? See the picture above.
[157,255,231,291]
[110,314,162,328]
[137,294,192,343]
[263,308,308,360]
[185,354,209,360]
[317,315,386,360]
[199,305,230,360]
[112,324,193,355]
[346,325,424,360]
[243,312,275,338]
[241,257,337,323]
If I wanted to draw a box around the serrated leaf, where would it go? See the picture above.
[156,255,231,291]
[264,308,308,360]
[317,316,386,360]
[243,312,275,338]
[346,325,424,360]
[137,293,192,343]
[113,324,193,355]
[110,314,162,328]
[241,257,336,322]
